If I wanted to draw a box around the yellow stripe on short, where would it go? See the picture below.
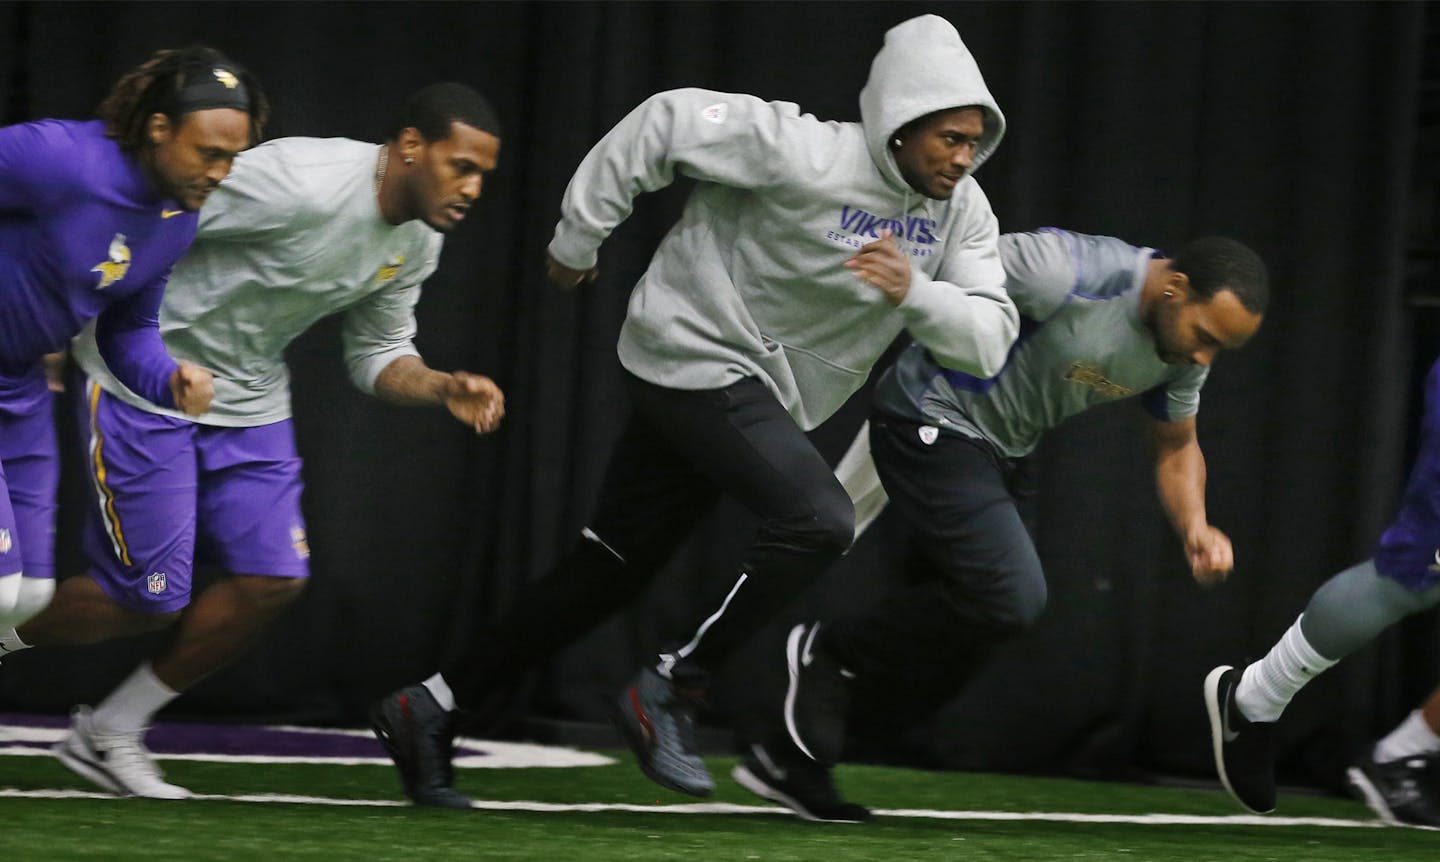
[88,383,132,568]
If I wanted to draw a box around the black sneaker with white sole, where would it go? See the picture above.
[732,740,871,823]
[1203,664,1276,814]
[1347,749,1440,827]
[784,621,854,765]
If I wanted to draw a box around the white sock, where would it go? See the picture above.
[0,626,32,657]
[1373,709,1440,763]
[422,672,457,712]
[1235,615,1337,722]
[12,577,54,625]
[0,571,22,628]
[90,663,179,735]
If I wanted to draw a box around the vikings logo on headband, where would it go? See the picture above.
[174,65,251,113]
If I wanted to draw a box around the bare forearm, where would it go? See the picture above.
[373,355,448,406]
[1156,441,1208,538]
[1152,418,1231,584]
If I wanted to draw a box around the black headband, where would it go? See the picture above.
[174,66,250,113]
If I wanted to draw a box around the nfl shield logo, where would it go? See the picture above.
[147,572,167,594]
[918,426,940,445]
[0,529,10,555]
[701,103,728,125]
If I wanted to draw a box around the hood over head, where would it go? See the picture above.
[859,15,1006,190]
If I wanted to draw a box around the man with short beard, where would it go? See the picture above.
[1,83,505,802]
[762,228,1267,820]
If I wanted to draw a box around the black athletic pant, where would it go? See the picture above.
[822,414,1047,703]
[444,372,854,710]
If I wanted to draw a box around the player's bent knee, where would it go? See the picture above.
[137,608,184,630]
[234,574,307,611]
[946,560,1047,634]
[797,492,858,556]
[1008,574,1048,631]
[814,511,857,555]
[997,553,1048,631]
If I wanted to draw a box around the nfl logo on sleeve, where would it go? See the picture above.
[0,528,11,555]
[147,571,167,594]
[918,426,939,445]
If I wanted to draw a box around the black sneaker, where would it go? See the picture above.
[732,741,871,823]
[1203,664,1276,813]
[370,684,473,809]
[784,622,853,765]
[611,667,714,797]
[1347,749,1440,827]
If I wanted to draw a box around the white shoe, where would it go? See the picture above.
[53,706,192,800]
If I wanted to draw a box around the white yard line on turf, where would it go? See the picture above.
[0,788,1388,828]
[0,728,615,769]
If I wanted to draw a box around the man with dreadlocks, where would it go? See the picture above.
[0,46,266,633]
[3,82,504,803]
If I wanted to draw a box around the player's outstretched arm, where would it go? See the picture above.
[373,355,504,434]
[1152,415,1233,586]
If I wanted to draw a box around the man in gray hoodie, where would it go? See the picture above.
[370,15,1017,811]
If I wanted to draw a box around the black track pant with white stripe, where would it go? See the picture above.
[443,371,854,709]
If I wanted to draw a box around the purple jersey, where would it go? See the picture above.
[1374,357,1440,590]
[0,119,192,407]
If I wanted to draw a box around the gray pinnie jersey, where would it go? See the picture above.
[72,136,442,426]
[873,228,1208,458]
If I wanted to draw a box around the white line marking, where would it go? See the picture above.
[0,787,1388,827]
[0,726,615,769]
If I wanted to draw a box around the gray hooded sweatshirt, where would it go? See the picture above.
[548,15,1019,430]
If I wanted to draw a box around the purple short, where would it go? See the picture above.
[1374,358,1440,592]
[77,379,310,614]
[0,367,59,580]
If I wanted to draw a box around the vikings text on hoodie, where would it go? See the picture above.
[548,14,1019,430]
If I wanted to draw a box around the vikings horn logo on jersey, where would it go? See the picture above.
[376,254,405,284]
[91,234,131,290]
[213,68,240,89]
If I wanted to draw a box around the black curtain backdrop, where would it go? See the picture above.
[0,1,1430,790]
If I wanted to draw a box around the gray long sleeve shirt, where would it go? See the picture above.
[74,137,442,426]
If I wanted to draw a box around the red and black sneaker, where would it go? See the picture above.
[610,667,714,797]
[370,684,472,809]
